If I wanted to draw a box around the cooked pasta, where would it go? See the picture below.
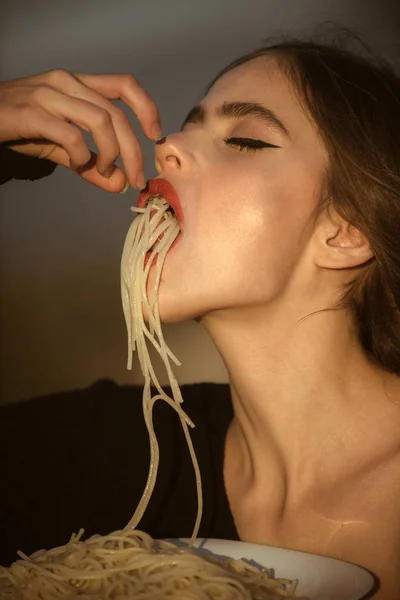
[120,195,203,540]
[0,529,303,599]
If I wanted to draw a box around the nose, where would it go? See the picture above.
[154,132,195,175]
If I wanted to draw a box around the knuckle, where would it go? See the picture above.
[123,74,151,102]
[91,107,111,129]
[121,73,139,89]
[64,126,84,147]
[111,105,128,126]
[46,68,71,85]
[29,84,52,103]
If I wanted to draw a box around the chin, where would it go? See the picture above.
[143,262,236,325]
[141,287,186,325]
[155,301,200,325]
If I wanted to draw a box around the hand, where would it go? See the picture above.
[0,69,162,192]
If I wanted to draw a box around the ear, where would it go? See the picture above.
[314,206,374,269]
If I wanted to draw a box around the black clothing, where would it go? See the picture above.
[0,144,57,185]
[0,380,238,566]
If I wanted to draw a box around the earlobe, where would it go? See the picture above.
[315,207,374,270]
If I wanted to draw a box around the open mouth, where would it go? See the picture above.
[138,178,184,225]
[146,196,176,218]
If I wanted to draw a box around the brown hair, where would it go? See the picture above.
[208,33,400,376]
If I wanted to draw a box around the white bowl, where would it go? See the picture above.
[179,538,376,599]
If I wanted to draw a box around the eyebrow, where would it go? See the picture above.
[180,101,290,138]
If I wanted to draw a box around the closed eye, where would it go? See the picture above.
[224,137,281,152]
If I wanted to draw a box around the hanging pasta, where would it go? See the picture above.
[120,195,202,540]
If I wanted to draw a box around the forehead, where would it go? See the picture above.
[207,56,289,96]
[204,56,318,140]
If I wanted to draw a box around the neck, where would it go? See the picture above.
[200,302,398,501]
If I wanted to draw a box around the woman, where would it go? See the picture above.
[1,36,399,598]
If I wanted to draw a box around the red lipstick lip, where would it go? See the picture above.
[137,178,184,225]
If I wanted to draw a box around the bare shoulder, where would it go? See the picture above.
[328,437,400,598]
[298,397,400,598]
[322,373,400,597]
[331,506,400,599]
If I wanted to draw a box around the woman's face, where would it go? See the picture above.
[150,56,327,323]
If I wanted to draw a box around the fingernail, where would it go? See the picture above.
[140,180,149,193]
[152,124,163,140]
[155,136,166,145]
[102,166,115,178]
[135,171,146,190]
[118,181,129,194]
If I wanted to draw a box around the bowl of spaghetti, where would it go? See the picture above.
[0,529,374,599]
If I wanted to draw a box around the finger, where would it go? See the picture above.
[66,98,145,188]
[32,72,147,188]
[102,106,146,189]
[62,150,128,192]
[69,100,145,189]
[30,86,121,176]
[73,72,162,140]
[16,104,92,169]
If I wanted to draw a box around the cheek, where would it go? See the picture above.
[195,161,296,260]
[192,160,319,296]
